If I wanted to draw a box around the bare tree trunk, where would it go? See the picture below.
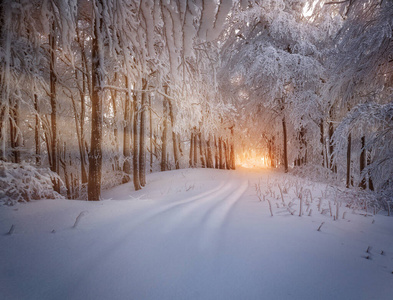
[206,137,213,168]
[346,133,352,188]
[214,137,219,169]
[367,149,374,191]
[193,129,198,167]
[161,95,168,172]
[149,94,153,173]
[189,132,193,167]
[110,73,120,171]
[88,0,105,201]
[34,94,41,165]
[49,21,59,192]
[328,109,336,172]
[122,75,132,183]
[230,127,235,170]
[219,137,224,169]
[199,132,205,168]
[139,79,147,187]
[168,97,179,169]
[282,116,288,173]
[359,136,366,189]
[133,92,141,190]
[319,119,325,167]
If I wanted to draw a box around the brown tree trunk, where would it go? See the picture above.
[199,132,205,168]
[189,132,194,167]
[133,92,141,190]
[88,1,105,201]
[346,133,352,188]
[49,22,59,192]
[282,117,288,173]
[206,137,213,168]
[168,97,179,169]
[139,79,147,187]
[359,136,366,189]
[219,137,224,169]
[123,75,132,183]
[160,95,167,172]
[319,119,325,167]
[193,129,198,167]
[34,94,41,165]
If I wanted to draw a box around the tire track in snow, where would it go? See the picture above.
[198,180,249,250]
[160,179,238,233]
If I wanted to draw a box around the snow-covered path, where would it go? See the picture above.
[1,168,393,299]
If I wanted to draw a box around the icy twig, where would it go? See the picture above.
[317,222,325,231]
[73,211,88,228]
[7,224,15,235]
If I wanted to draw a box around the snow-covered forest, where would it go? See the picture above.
[0,0,392,202]
[1,0,393,299]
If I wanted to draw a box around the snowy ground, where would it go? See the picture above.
[1,167,393,299]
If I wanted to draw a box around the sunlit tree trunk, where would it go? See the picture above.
[168,97,179,169]
[199,132,205,168]
[282,116,288,173]
[49,21,59,192]
[149,95,153,173]
[123,75,132,183]
[110,73,120,171]
[219,137,224,169]
[133,92,141,190]
[193,128,198,167]
[139,79,147,187]
[189,132,194,167]
[34,94,40,165]
[161,95,167,172]
[88,0,105,201]
[214,137,219,169]
[230,127,235,170]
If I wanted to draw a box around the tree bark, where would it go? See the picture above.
[199,132,205,168]
[359,136,366,189]
[88,0,105,201]
[282,117,288,173]
[133,92,141,190]
[139,79,147,187]
[189,132,194,167]
[49,21,59,192]
[193,128,198,167]
[346,133,352,188]
[168,97,179,169]
[160,95,167,172]
[122,75,132,183]
[34,94,41,165]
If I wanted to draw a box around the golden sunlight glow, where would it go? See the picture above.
[237,151,270,169]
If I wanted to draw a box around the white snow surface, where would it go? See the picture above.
[1,167,393,299]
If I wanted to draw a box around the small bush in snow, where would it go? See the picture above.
[0,161,63,205]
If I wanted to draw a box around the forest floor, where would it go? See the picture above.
[1,167,393,299]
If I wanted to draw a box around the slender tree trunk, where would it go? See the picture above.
[139,79,147,187]
[328,109,336,172]
[193,129,198,167]
[219,137,224,169]
[160,95,167,172]
[189,132,193,167]
[133,92,141,190]
[282,117,288,173]
[206,137,213,168]
[110,73,120,171]
[319,119,324,167]
[199,132,205,168]
[359,136,366,189]
[214,137,219,169]
[149,94,153,173]
[123,75,132,183]
[49,22,59,192]
[34,94,41,165]
[88,1,105,201]
[367,149,374,191]
[230,127,235,169]
[346,133,352,188]
[168,97,179,169]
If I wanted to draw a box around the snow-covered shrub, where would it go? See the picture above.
[0,161,64,206]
